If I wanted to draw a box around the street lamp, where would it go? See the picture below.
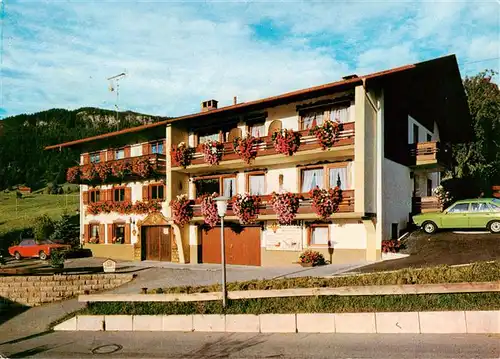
[215,196,229,308]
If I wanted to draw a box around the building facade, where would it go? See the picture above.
[46,54,471,266]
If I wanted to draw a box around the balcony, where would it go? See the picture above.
[67,154,166,185]
[173,122,355,172]
[191,189,355,220]
[409,141,450,170]
[411,196,442,214]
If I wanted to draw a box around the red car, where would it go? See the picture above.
[8,239,70,260]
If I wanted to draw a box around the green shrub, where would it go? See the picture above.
[50,214,79,246]
[49,250,66,268]
[33,214,55,240]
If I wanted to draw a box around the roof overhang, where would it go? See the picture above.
[45,54,472,150]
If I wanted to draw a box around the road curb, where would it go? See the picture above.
[55,310,500,334]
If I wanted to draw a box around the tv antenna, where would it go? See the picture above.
[107,72,126,129]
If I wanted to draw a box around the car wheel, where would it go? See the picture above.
[488,220,500,234]
[39,251,48,260]
[14,251,22,260]
[422,221,437,234]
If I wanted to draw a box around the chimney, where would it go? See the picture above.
[342,74,359,80]
[201,99,218,112]
[233,96,237,105]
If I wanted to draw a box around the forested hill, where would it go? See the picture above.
[0,107,166,190]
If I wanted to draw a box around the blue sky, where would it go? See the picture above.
[0,0,499,119]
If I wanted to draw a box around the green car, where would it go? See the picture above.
[413,198,500,234]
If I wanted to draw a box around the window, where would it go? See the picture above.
[90,153,100,163]
[249,122,266,138]
[427,133,432,142]
[89,190,100,203]
[198,131,220,144]
[90,224,100,239]
[310,226,329,246]
[301,168,324,192]
[427,179,432,197]
[490,204,500,212]
[113,224,125,244]
[114,188,125,202]
[471,203,491,212]
[329,105,350,124]
[300,105,350,130]
[447,203,469,213]
[151,141,164,154]
[19,239,35,246]
[151,184,165,200]
[493,199,500,204]
[195,175,237,197]
[412,124,419,144]
[115,149,125,160]
[223,177,236,197]
[329,166,351,190]
[301,110,324,130]
[301,163,353,192]
[248,174,265,195]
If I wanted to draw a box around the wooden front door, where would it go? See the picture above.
[142,226,171,261]
[201,225,261,266]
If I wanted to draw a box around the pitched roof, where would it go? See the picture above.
[45,55,462,150]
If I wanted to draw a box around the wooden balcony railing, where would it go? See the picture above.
[68,154,167,185]
[177,122,355,167]
[409,141,450,168]
[412,196,442,214]
[192,189,355,218]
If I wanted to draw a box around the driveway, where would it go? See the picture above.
[107,260,369,294]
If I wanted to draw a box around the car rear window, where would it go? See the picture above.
[490,204,500,212]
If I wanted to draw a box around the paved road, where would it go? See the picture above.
[0,332,499,358]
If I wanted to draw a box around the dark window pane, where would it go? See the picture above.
[195,179,220,197]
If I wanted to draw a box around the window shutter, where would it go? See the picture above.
[162,140,167,154]
[107,224,113,243]
[99,152,106,163]
[124,146,131,158]
[82,154,90,165]
[107,189,113,202]
[162,184,166,199]
[125,187,132,202]
[124,223,131,244]
[142,143,150,156]
[99,224,105,243]
[82,191,89,205]
[107,150,114,161]
[142,185,150,201]
[83,224,89,244]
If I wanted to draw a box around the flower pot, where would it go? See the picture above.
[300,262,313,267]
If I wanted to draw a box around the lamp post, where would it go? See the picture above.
[215,196,229,308]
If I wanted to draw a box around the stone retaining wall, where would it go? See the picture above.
[0,273,134,306]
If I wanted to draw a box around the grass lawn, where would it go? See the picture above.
[82,293,500,315]
[0,190,79,250]
[149,261,500,294]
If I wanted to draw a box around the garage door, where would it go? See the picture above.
[201,226,261,266]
